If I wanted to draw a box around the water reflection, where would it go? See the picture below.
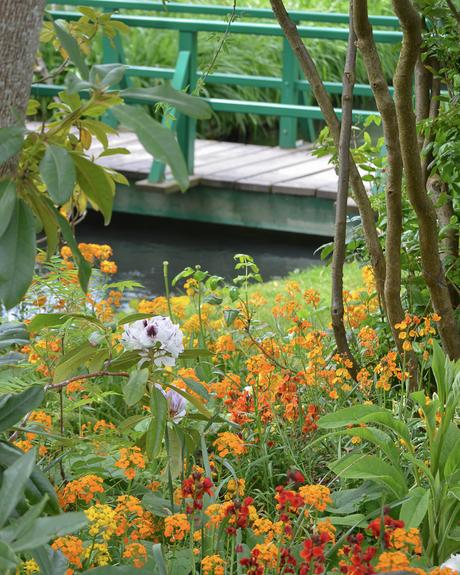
[77,213,327,297]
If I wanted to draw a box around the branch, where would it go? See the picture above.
[354,0,408,361]
[269,0,387,309]
[392,0,460,359]
[45,370,129,391]
[331,0,360,380]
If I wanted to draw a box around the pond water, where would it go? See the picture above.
[77,213,328,297]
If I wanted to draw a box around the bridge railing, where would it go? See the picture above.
[35,1,400,183]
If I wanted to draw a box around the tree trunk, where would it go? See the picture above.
[392,0,460,360]
[269,0,387,310]
[331,0,359,379]
[0,0,46,176]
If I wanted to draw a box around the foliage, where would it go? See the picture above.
[0,9,210,311]
[0,245,458,574]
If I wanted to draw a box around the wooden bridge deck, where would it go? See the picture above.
[94,130,344,199]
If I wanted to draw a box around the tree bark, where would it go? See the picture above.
[392,0,460,359]
[354,0,407,355]
[0,0,46,177]
[331,0,359,379]
[269,0,387,309]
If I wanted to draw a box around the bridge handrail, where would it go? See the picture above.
[48,9,402,42]
[36,4,395,184]
[48,0,401,28]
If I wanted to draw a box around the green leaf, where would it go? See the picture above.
[445,438,460,478]
[431,340,447,405]
[318,404,386,429]
[28,194,59,259]
[329,454,407,498]
[146,386,168,459]
[179,348,212,359]
[0,199,36,309]
[399,487,430,528]
[0,497,48,544]
[0,127,24,166]
[0,386,44,432]
[53,20,89,79]
[328,514,367,527]
[181,377,210,401]
[90,63,127,88]
[152,543,168,575]
[142,492,177,517]
[0,540,18,572]
[112,105,189,191]
[54,210,91,292]
[117,312,152,326]
[12,512,88,552]
[31,544,69,575]
[123,368,149,407]
[72,154,114,225]
[0,180,16,237]
[40,145,76,205]
[121,83,212,119]
[28,312,103,333]
[52,341,97,383]
[0,449,36,528]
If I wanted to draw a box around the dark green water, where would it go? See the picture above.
[77,213,327,297]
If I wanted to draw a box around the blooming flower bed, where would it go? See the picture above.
[3,245,459,575]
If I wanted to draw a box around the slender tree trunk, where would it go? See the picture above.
[269,0,387,310]
[331,0,359,379]
[353,1,407,354]
[392,0,460,359]
[0,0,46,177]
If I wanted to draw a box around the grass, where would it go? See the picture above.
[247,260,364,326]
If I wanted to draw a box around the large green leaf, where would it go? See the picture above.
[31,545,69,575]
[121,83,212,119]
[142,492,177,517]
[399,487,430,528]
[0,442,60,514]
[318,404,386,429]
[40,144,76,205]
[53,341,98,383]
[12,512,87,552]
[329,454,408,498]
[90,63,127,88]
[28,194,59,259]
[146,386,168,459]
[83,567,151,575]
[0,386,44,432]
[72,154,114,224]
[53,20,89,79]
[0,199,36,309]
[55,210,91,292]
[0,540,18,572]
[0,321,29,349]
[123,368,149,407]
[28,312,103,334]
[0,449,36,528]
[0,127,24,166]
[112,105,189,191]
[0,180,16,237]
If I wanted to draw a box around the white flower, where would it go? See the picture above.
[155,385,187,423]
[121,316,184,367]
[441,554,460,574]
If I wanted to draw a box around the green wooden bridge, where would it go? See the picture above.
[33,1,400,236]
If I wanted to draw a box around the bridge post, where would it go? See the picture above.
[148,30,197,183]
[279,37,299,148]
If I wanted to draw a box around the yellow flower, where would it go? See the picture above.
[84,504,117,541]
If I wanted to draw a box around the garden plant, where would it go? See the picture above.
[0,0,459,574]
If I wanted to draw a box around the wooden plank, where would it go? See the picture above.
[272,170,339,196]
[236,156,333,192]
[201,148,320,187]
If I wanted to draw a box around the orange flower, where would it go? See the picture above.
[52,536,84,570]
[214,432,247,458]
[100,260,117,274]
[298,484,332,512]
[123,542,147,568]
[164,513,190,542]
[201,554,225,575]
[115,446,146,480]
[58,474,104,509]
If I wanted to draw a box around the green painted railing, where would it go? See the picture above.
[35,1,400,183]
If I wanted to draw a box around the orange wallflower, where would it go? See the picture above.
[164,513,190,542]
[214,432,247,458]
[115,446,146,480]
[58,474,104,509]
